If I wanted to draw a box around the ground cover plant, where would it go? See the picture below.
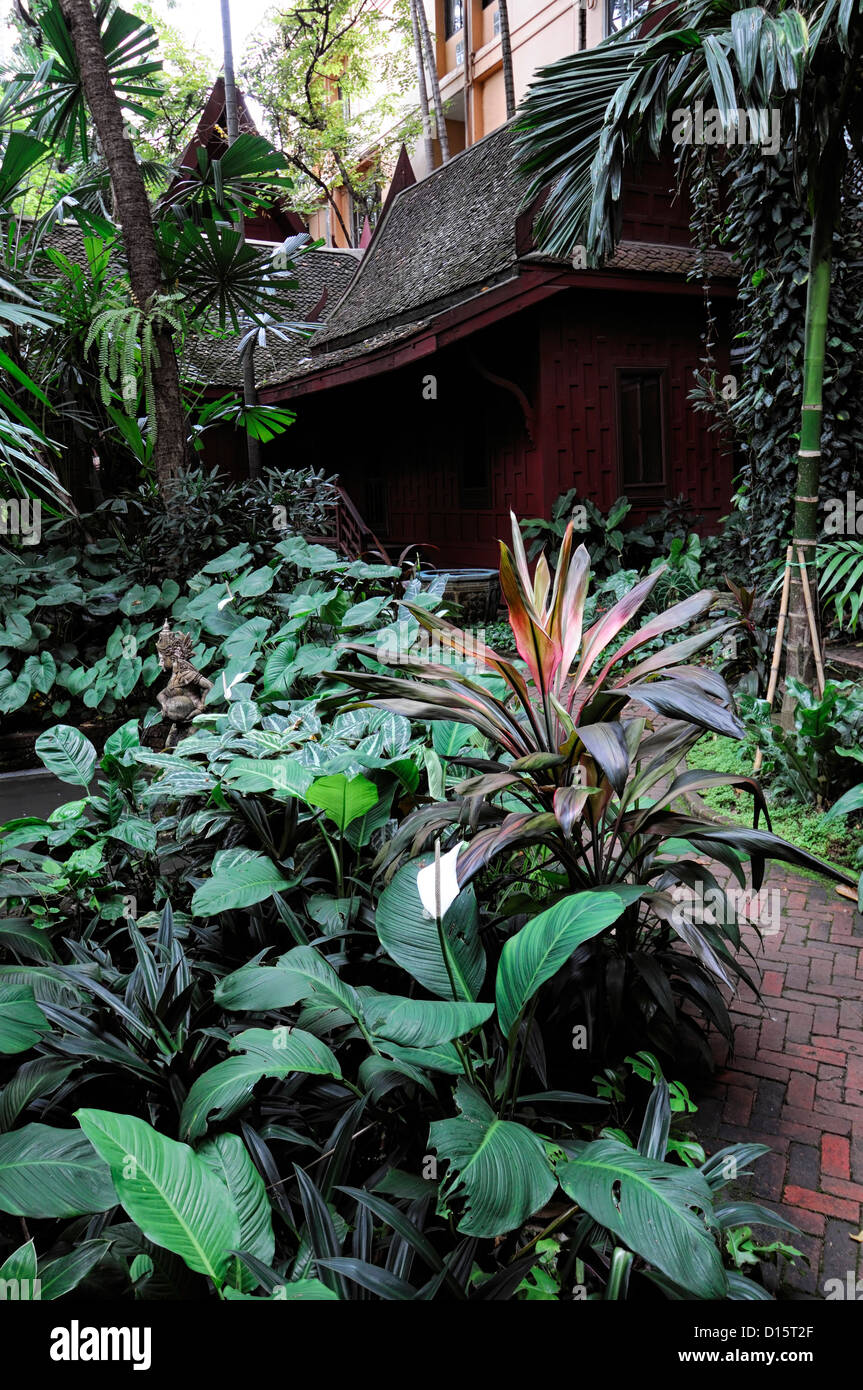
[0,514,850,1301]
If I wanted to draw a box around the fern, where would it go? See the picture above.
[84,289,185,441]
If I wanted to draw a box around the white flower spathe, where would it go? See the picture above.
[416,842,465,920]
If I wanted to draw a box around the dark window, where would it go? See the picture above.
[579,3,587,49]
[618,369,666,488]
[445,0,464,37]
[606,0,650,34]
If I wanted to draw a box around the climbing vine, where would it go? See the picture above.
[697,147,863,582]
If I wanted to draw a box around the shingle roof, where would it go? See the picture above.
[34,221,360,391]
[312,123,525,355]
[181,247,361,388]
[34,127,737,395]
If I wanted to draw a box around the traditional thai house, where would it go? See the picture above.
[193,122,736,568]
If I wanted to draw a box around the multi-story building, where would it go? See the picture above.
[308,0,643,248]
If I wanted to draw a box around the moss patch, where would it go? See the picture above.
[686,733,863,876]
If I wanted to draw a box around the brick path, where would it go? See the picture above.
[692,869,863,1299]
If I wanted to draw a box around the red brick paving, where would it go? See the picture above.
[691,869,863,1300]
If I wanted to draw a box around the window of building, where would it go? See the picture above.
[445,0,464,38]
[618,369,666,488]
[606,0,650,35]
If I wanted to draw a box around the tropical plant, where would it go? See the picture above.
[521,491,661,577]
[817,539,863,634]
[84,288,185,428]
[335,513,854,1066]
[739,677,863,807]
[46,0,187,496]
[713,578,772,697]
[517,0,863,692]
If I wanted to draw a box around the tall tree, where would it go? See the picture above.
[415,0,449,163]
[57,0,187,497]
[409,0,434,171]
[518,0,863,692]
[244,0,419,244]
[220,0,262,480]
[498,0,516,120]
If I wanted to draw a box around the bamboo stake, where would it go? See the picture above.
[796,544,826,697]
[753,545,793,775]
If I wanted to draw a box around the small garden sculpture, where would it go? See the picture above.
[155,620,213,746]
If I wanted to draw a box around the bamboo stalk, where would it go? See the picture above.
[796,544,826,696]
[753,545,793,775]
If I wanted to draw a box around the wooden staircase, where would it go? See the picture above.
[307,484,392,564]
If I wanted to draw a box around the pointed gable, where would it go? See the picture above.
[171,77,306,242]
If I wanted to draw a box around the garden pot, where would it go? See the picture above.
[419,568,501,626]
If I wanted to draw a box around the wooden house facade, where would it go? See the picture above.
[195,123,735,568]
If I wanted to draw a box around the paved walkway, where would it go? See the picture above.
[693,868,863,1299]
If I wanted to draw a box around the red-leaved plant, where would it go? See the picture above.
[337,514,853,1067]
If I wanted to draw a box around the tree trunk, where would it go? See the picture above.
[221,0,262,480]
[416,0,449,163]
[498,1,516,120]
[781,197,833,720]
[58,0,186,499]
[409,0,434,173]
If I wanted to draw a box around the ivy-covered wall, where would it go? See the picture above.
[722,149,863,576]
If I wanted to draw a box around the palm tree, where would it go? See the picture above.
[414,0,449,163]
[517,0,863,689]
[220,0,262,481]
[409,0,435,171]
[498,1,516,120]
[56,0,187,498]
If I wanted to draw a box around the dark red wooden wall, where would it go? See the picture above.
[253,284,733,568]
[537,289,732,531]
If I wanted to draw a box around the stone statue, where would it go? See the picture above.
[155,620,213,747]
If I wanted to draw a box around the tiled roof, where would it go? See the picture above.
[34,126,736,394]
[34,221,360,391]
[182,247,361,388]
[312,123,525,355]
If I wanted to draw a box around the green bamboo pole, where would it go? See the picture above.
[783,203,833,707]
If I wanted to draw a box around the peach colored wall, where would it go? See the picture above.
[431,2,607,145]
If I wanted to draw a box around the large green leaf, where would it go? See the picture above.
[76,1110,240,1287]
[180,1027,341,1141]
[557,1138,728,1298]
[223,756,313,797]
[215,946,363,1020]
[376,856,485,1001]
[305,774,378,832]
[34,724,97,785]
[191,852,292,916]
[495,888,640,1039]
[38,1240,112,1300]
[359,990,493,1047]
[0,1123,115,1217]
[429,1082,556,1237]
[0,985,50,1053]
[199,1132,275,1291]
